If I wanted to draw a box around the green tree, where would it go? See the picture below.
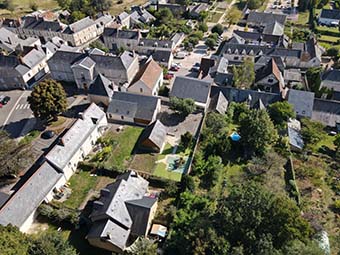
[125,237,157,255]
[70,10,86,22]
[205,38,216,50]
[89,40,109,52]
[211,24,224,35]
[225,7,242,27]
[248,0,265,9]
[29,0,38,11]
[198,22,208,32]
[198,10,208,21]
[56,0,71,9]
[28,79,68,121]
[154,8,173,25]
[0,225,30,255]
[91,0,111,12]
[205,112,229,134]
[268,101,296,126]
[0,130,34,178]
[239,109,278,156]
[301,118,325,149]
[306,67,322,95]
[232,57,255,89]
[170,97,196,116]
[3,0,15,11]
[334,134,340,157]
[180,131,193,149]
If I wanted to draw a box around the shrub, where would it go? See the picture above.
[158,85,170,97]
[180,131,193,149]
[211,24,224,35]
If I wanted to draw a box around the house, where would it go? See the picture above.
[170,76,212,109]
[102,28,141,52]
[46,103,107,180]
[284,69,303,88]
[287,89,315,118]
[130,6,156,27]
[157,0,188,16]
[0,27,21,53]
[150,49,174,69]
[87,171,157,253]
[318,9,340,26]
[0,161,64,232]
[312,98,340,128]
[246,11,287,35]
[255,58,286,94]
[117,11,131,28]
[48,50,139,89]
[209,91,229,114]
[321,69,340,101]
[139,120,167,152]
[88,74,117,106]
[107,92,161,126]
[287,118,304,151]
[232,30,285,47]
[188,3,209,18]
[0,46,49,90]
[128,58,163,96]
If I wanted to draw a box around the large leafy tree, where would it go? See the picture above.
[239,109,278,156]
[268,101,296,126]
[211,24,224,35]
[0,131,33,177]
[28,79,68,121]
[225,7,242,28]
[232,58,255,89]
[170,97,196,117]
[301,118,325,149]
[126,237,157,255]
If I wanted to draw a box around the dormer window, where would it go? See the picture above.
[268,78,274,83]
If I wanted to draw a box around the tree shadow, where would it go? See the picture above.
[159,112,186,127]
[318,145,335,158]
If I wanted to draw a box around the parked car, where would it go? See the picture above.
[1,96,10,105]
[170,65,180,71]
[174,52,186,59]
[41,130,55,139]
[191,63,200,72]
[164,72,174,80]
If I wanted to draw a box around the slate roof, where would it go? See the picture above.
[21,16,64,31]
[170,76,211,104]
[130,59,163,90]
[0,27,19,52]
[320,9,340,20]
[312,98,340,127]
[103,28,140,39]
[150,50,172,64]
[247,11,287,26]
[0,162,63,229]
[140,38,173,49]
[139,120,167,150]
[321,69,340,92]
[233,30,282,45]
[64,17,95,34]
[108,92,160,121]
[0,192,9,208]
[263,21,284,36]
[88,171,156,250]
[288,126,304,150]
[71,56,96,70]
[46,103,106,171]
[209,91,229,114]
[21,48,46,68]
[89,74,115,97]
[287,89,315,118]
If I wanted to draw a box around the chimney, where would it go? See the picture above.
[78,112,84,119]
[7,37,11,45]
[18,56,24,64]
[59,137,65,146]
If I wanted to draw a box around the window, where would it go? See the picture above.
[302,110,306,114]
[140,88,143,93]
[234,56,239,60]
[268,78,274,83]
[121,115,124,120]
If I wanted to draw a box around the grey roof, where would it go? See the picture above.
[90,170,150,230]
[89,73,115,97]
[15,64,31,75]
[288,89,315,118]
[87,219,130,250]
[21,48,46,68]
[263,21,284,36]
[170,76,211,104]
[0,162,63,228]
[288,126,304,150]
[233,30,281,45]
[118,11,130,21]
[21,16,64,31]
[209,91,229,114]
[247,11,287,26]
[210,86,281,107]
[321,69,340,92]
[72,56,96,70]
[312,99,340,127]
[0,27,19,52]
[150,50,172,63]
[284,69,302,82]
[320,9,340,20]
[88,48,105,55]
[95,14,114,26]
[46,103,106,171]
[108,92,160,121]
[140,38,173,49]
[64,17,95,34]
[103,28,140,39]
[0,192,9,208]
[139,120,167,150]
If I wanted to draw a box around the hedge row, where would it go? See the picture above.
[284,156,301,206]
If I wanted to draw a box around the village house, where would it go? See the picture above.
[48,50,139,89]
[88,73,117,106]
[87,171,158,253]
[246,11,287,36]
[318,9,340,26]
[0,103,107,232]
[139,120,167,153]
[107,91,161,126]
[287,89,315,118]
[128,58,163,96]
[321,69,340,101]
[170,76,212,110]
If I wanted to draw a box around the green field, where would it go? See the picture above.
[207,11,224,23]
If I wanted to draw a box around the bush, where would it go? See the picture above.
[170,97,196,117]
[211,24,224,35]
[158,85,170,97]
[38,204,79,227]
[180,131,193,149]
[198,22,208,32]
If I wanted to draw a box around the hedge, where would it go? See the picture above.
[284,157,301,206]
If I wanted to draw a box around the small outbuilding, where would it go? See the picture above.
[139,120,167,153]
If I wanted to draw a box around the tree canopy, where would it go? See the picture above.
[300,118,325,149]
[232,58,255,89]
[170,97,196,117]
[0,130,34,178]
[28,79,68,121]
[239,109,278,156]
[268,101,296,126]
[225,7,242,27]
[211,24,224,35]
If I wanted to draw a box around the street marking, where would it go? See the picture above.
[15,104,20,110]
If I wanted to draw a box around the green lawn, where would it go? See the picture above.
[297,11,309,26]
[19,130,40,145]
[103,126,143,170]
[63,171,98,209]
[207,11,224,23]
[0,0,58,18]
[153,162,182,182]
[319,35,339,43]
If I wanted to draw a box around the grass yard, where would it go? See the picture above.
[319,35,339,43]
[19,130,40,145]
[129,153,157,173]
[207,11,224,23]
[153,162,182,182]
[0,0,58,18]
[103,126,143,170]
[109,0,148,15]
[49,116,67,128]
[63,171,98,209]
[297,11,309,26]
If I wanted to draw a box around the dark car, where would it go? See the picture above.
[41,130,55,139]
[1,96,10,105]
